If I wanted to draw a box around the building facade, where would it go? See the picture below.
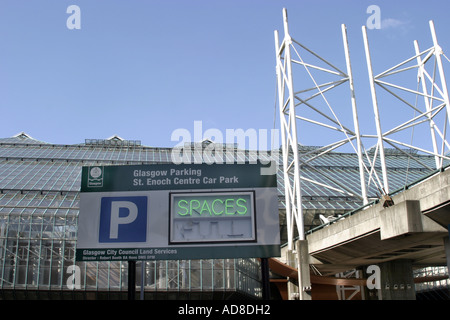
[0,133,448,299]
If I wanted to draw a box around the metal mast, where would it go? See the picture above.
[274,8,374,300]
[274,8,450,301]
[274,9,303,251]
[362,21,450,179]
[274,9,372,251]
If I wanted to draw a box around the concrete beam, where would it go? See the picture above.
[445,233,450,273]
[400,168,450,226]
[379,260,416,300]
[308,171,449,254]
[379,200,445,240]
[296,240,312,300]
[380,200,422,240]
[307,202,381,254]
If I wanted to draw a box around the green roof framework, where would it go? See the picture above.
[0,136,441,208]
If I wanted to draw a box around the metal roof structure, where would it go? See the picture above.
[0,133,444,299]
[0,133,440,206]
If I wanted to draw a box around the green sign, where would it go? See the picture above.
[77,162,280,261]
[81,162,276,192]
[87,166,103,187]
[170,192,256,244]
[172,193,252,217]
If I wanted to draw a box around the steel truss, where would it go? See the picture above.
[274,9,371,251]
[335,269,364,300]
[363,21,450,193]
[274,8,450,252]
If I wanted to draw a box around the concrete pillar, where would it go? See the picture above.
[445,226,450,273]
[286,249,298,300]
[379,259,416,300]
[296,240,312,300]
[286,240,312,300]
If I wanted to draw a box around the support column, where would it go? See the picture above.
[296,240,312,300]
[286,249,298,300]
[128,260,136,300]
[445,226,450,274]
[286,240,312,300]
[379,260,416,300]
[261,258,271,300]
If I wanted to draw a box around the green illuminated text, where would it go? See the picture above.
[176,197,248,216]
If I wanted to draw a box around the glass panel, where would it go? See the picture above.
[178,260,190,290]
[50,241,63,287]
[156,261,167,290]
[213,259,225,290]
[85,262,98,289]
[189,260,201,290]
[201,260,212,290]
[107,261,122,289]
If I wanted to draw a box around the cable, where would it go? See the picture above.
[404,80,421,186]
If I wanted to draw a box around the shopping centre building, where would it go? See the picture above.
[0,132,448,299]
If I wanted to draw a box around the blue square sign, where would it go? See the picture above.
[98,196,147,243]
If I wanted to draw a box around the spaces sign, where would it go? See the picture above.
[169,191,256,244]
[76,162,280,261]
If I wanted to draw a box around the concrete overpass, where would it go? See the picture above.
[276,167,450,299]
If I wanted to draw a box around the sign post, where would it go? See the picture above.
[77,162,280,298]
[128,260,136,300]
[261,258,271,300]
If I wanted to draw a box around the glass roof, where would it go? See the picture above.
[0,134,443,210]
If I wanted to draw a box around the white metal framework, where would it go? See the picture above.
[274,8,450,252]
[274,9,371,251]
[362,21,450,192]
[335,269,364,300]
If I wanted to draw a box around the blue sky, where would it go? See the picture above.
[1,0,450,151]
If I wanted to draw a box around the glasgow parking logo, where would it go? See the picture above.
[88,166,103,187]
[98,196,148,243]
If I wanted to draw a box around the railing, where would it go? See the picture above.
[304,162,450,236]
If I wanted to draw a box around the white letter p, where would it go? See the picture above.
[109,201,138,239]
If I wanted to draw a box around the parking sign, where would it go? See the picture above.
[76,162,280,261]
[98,196,147,243]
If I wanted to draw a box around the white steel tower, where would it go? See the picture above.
[274,8,450,300]
[274,8,370,300]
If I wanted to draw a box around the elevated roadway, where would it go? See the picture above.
[274,167,450,299]
[306,167,450,275]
